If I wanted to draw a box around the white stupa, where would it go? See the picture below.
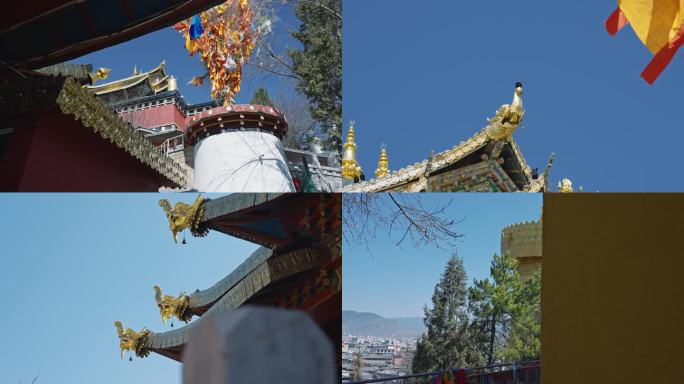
[186,104,295,192]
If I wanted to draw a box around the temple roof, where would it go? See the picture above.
[86,62,170,96]
[139,193,342,361]
[198,193,340,250]
[186,247,274,312]
[0,0,225,69]
[342,83,553,193]
[185,104,288,144]
[343,128,542,192]
[144,242,340,361]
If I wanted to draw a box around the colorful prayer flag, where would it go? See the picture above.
[189,15,204,40]
[605,0,684,83]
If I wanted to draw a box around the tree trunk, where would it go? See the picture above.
[488,312,496,366]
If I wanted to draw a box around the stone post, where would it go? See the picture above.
[183,306,336,384]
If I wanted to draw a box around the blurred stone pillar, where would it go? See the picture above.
[183,306,336,384]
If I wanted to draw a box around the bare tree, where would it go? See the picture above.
[343,193,463,251]
[272,90,314,149]
[247,0,300,82]
[249,0,342,81]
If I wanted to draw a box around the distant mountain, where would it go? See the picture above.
[343,310,425,338]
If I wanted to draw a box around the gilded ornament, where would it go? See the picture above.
[56,78,186,186]
[89,67,111,83]
[154,285,192,324]
[342,122,362,180]
[374,145,390,179]
[159,194,208,243]
[558,178,574,193]
[485,82,525,141]
[114,321,150,359]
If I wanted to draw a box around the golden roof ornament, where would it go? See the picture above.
[167,75,178,92]
[89,67,111,84]
[374,144,390,179]
[558,178,574,193]
[485,82,525,141]
[154,286,192,325]
[114,321,150,360]
[159,195,208,243]
[342,121,362,180]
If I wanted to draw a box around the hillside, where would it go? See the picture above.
[342,310,425,337]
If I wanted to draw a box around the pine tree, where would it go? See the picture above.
[468,252,530,366]
[250,86,274,107]
[413,253,475,373]
[289,0,342,154]
[412,334,435,373]
[502,272,541,361]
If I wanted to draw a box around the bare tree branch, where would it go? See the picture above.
[343,193,464,252]
[244,62,300,79]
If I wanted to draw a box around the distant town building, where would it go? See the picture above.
[342,335,418,380]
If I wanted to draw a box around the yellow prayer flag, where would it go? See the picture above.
[618,0,684,53]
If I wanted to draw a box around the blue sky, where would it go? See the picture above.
[343,193,542,318]
[343,0,684,192]
[69,4,302,106]
[0,194,258,384]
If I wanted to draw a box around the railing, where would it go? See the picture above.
[158,135,184,155]
[344,360,540,384]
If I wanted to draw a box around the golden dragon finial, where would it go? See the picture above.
[485,82,525,141]
[114,321,150,359]
[159,194,208,243]
[153,285,192,325]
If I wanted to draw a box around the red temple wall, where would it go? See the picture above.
[118,103,187,131]
[0,107,174,191]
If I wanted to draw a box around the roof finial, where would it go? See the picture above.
[133,65,138,76]
[558,178,574,193]
[375,144,389,179]
[89,67,111,84]
[485,82,525,141]
[342,121,362,180]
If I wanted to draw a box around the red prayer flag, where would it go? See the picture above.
[641,25,684,84]
[455,368,469,384]
[605,7,628,35]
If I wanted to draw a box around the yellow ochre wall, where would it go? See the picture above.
[542,194,684,384]
[501,220,542,280]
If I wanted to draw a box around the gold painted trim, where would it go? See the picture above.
[56,77,186,186]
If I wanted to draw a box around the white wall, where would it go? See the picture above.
[193,131,295,192]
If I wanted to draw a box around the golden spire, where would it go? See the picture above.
[132,65,138,76]
[342,121,362,180]
[375,144,389,179]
